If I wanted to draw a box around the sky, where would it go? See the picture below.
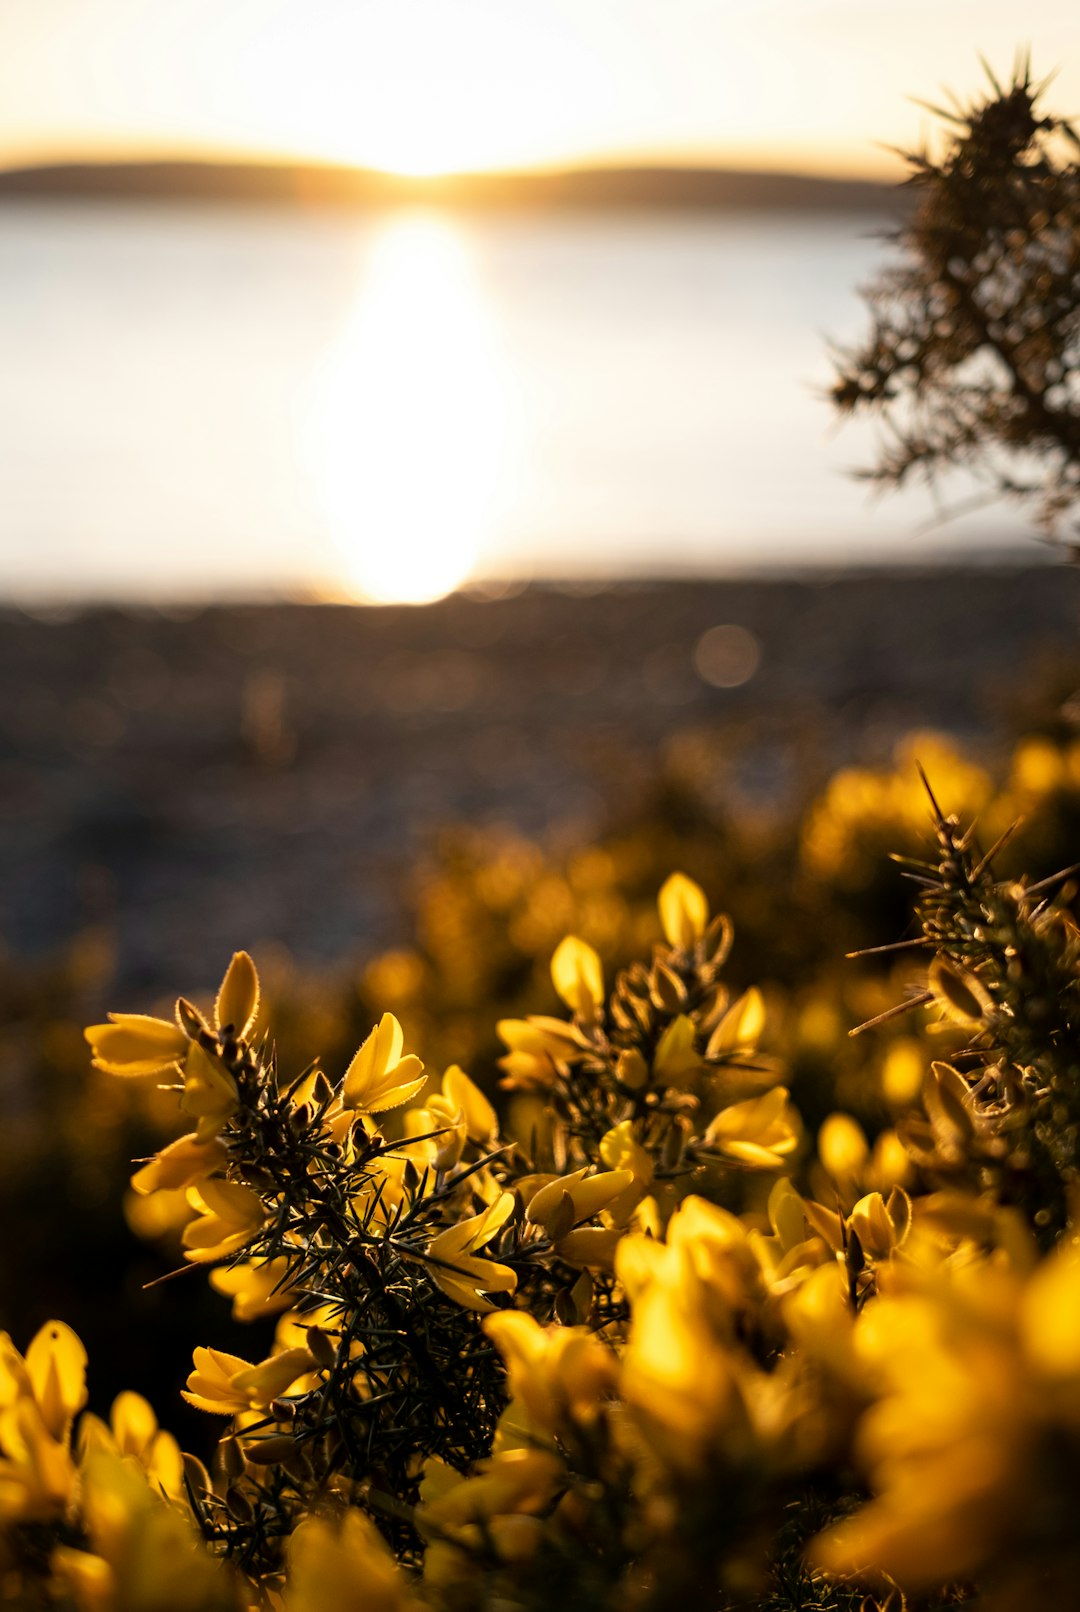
[1,0,1079,180]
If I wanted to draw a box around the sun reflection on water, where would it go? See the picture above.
[309,212,507,605]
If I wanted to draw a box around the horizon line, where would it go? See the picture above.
[0,141,904,188]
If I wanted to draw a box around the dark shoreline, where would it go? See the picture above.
[0,158,902,216]
[2,565,1077,989]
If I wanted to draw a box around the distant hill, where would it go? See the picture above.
[0,158,901,214]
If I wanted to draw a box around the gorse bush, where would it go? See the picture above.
[2,780,1080,1611]
[75,877,799,1605]
[831,58,1080,537]
[16,716,1080,1426]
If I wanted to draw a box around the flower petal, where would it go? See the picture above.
[214,951,260,1039]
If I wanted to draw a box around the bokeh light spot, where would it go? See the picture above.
[693,624,761,688]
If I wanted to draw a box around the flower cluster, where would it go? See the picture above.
[4,811,1080,1611]
[0,1319,232,1611]
[71,873,808,1605]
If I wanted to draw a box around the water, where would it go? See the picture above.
[0,201,1036,604]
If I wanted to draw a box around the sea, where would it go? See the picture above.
[0,201,1038,605]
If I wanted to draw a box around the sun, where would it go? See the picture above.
[228,1,605,180]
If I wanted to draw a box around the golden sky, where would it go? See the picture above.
[1,0,1078,179]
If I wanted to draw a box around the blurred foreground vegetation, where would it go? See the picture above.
[5,683,1080,1608]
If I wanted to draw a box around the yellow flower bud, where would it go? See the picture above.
[706,987,766,1058]
[525,1169,633,1233]
[818,1113,869,1183]
[214,950,260,1040]
[653,1014,700,1081]
[25,1322,87,1443]
[657,872,709,951]
[848,1192,898,1261]
[442,1065,498,1144]
[550,936,604,1020]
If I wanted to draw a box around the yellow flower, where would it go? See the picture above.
[129,1131,228,1196]
[107,1393,160,1465]
[653,1014,701,1081]
[287,1510,416,1612]
[442,1064,498,1145]
[600,1120,654,1185]
[77,1391,185,1499]
[782,1263,857,1378]
[618,1196,759,1334]
[0,1325,87,1523]
[703,1086,800,1169]
[817,1113,869,1186]
[274,1303,342,1358]
[342,1014,426,1113]
[658,872,709,952]
[182,1345,315,1416]
[525,1168,634,1237]
[377,1068,493,1174]
[83,1013,187,1078]
[848,1189,912,1262]
[619,1247,744,1468]
[1022,1244,1080,1380]
[178,1043,239,1139]
[496,1017,584,1090]
[123,1184,195,1244]
[747,1177,830,1299]
[813,1306,1023,1585]
[423,1192,518,1312]
[49,1544,114,1612]
[881,1038,924,1106]
[181,1179,265,1264]
[550,935,604,1020]
[77,1450,229,1611]
[598,1121,654,1224]
[812,1248,1080,1590]
[706,987,766,1059]
[87,954,259,1092]
[0,1332,32,1409]
[616,1194,814,1477]
[209,1257,296,1323]
[866,1129,915,1193]
[25,1321,88,1444]
[484,1311,616,1435]
[419,1448,564,1588]
[403,1093,467,1172]
[0,1397,78,1523]
[421,1447,563,1530]
[555,1227,626,1270]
